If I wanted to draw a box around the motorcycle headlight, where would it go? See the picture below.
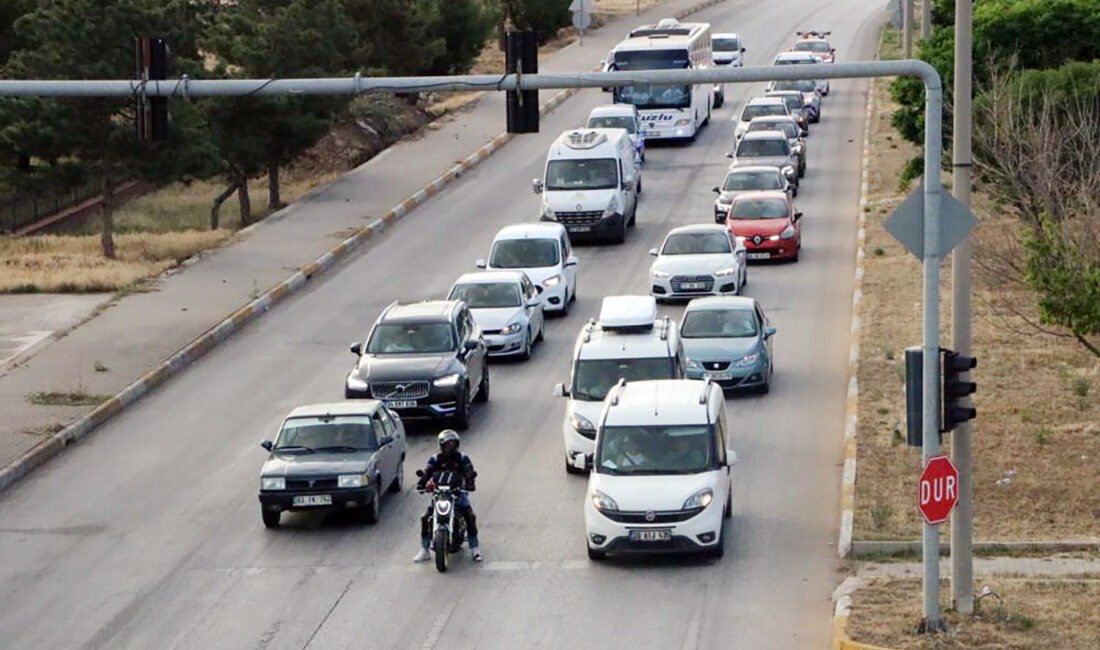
[780,225,797,240]
[434,373,461,387]
[346,373,368,391]
[261,477,285,491]
[714,266,737,277]
[570,412,596,434]
[591,489,619,512]
[675,118,692,126]
[543,274,562,288]
[541,205,557,221]
[683,488,714,509]
[651,268,670,279]
[338,474,366,488]
[734,352,760,367]
[500,321,523,335]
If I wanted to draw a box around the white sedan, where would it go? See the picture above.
[649,225,747,300]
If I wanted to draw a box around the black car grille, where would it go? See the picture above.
[557,211,603,226]
[370,380,430,400]
[702,361,731,371]
[670,275,715,293]
[601,507,704,524]
[482,329,502,336]
[286,477,338,491]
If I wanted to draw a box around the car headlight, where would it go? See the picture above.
[261,477,285,491]
[346,373,368,390]
[734,352,760,367]
[714,266,737,277]
[570,412,596,434]
[686,358,703,371]
[651,268,671,279]
[602,195,620,218]
[338,474,367,488]
[781,165,795,178]
[500,321,523,335]
[683,488,714,509]
[780,225,797,240]
[434,373,461,387]
[675,118,692,126]
[591,489,619,511]
[541,205,557,221]
[543,274,562,288]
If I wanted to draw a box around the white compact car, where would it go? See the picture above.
[477,223,578,315]
[554,296,685,473]
[732,96,790,141]
[447,271,545,360]
[649,225,746,298]
[583,378,736,559]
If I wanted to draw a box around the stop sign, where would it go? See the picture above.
[917,455,959,525]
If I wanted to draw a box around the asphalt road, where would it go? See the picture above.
[0,1,886,648]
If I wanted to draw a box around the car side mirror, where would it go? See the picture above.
[648,248,659,257]
[379,435,394,447]
[261,440,273,451]
[532,178,544,194]
[565,256,578,267]
[464,339,478,351]
[572,454,587,470]
[712,186,721,194]
[553,382,569,398]
[724,152,733,159]
[475,259,487,269]
[741,47,746,53]
[350,342,362,355]
[764,326,776,339]
[534,285,544,294]
[794,211,803,221]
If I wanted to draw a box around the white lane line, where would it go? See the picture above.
[421,600,458,650]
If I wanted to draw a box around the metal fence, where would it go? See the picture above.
[0,178,102,234]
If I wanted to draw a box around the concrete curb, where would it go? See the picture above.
[837,78,876,559]
[832,578,897,650]
[852,539,1100,557]
[0,0,729,495]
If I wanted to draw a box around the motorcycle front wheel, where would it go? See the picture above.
[434,529,449,573]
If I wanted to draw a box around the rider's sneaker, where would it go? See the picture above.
[471,548,483,563]
[413,548,431,563]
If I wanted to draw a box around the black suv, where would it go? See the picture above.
[346,300,489,430]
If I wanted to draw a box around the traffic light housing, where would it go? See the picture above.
[505,31,539,133]
[135,37,169,142]
[941,349,977,432]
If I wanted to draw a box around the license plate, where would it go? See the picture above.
[630,529,672,542]
[680,282,706,290]
[292,494,332,507]
[385,400,417,409]
[569,225,593,233]
[705,370,732,380]
[747,252,771,260]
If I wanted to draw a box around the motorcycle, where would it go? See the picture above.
[416,469,469,573]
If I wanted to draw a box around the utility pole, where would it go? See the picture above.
[951,0,975,615]
[921,0,932,40]
[902,0,913,58]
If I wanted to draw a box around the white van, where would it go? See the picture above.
[583,378,736,560]
[586,104,646,163]
[533,129,641,244]
[553,296,685,473]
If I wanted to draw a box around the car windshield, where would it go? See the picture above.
[615,83,692,109]
[722,171,784,192]
[776,95,802,112]
[682,309,758,338]
[489,238,560,268]
[775,55,814,65]
[572,357,675,401]
[448,282,521,308]
[712,38,740,52]
[794,41,830,53]
[596,425,712,475]
[772,79,818,94]
[546,159,619,191]
[588,116,636,133]
[730,198,789,219]
[275,415,377,452]
[736,138,790,157]
[749,120,797,138]
[740,104,786,121]
[661,232,731,255]
[366,322,455,354]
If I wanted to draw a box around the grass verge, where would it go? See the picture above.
[846,577,1100,649]
[27,390,112,407]
[851,26,1099,542]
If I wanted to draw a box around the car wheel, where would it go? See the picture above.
[519,328,532,360]
[474,368,489,403]
[389,459,404,493]
[536,319,545,342]
[757,379,771,395]
[706,530,725,559]
[587,545,606,561]
[611,218,626,244]
[724,487,732,520]
[560,292,571,317]
[792,184,798,198]
[628,202,637,227]
[565,456,583,475]
[360,485,380,525]
[452,387,471,430]
[262,509,280,528]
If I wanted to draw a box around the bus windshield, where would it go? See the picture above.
[613,49,690,70]
[615,84,691,109]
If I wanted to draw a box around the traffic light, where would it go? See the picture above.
[904,346,923,447]
[135,37,169,142]
[941,349,977,432]
[505,31,539,133]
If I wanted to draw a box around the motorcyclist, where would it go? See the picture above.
[413,430,482,563]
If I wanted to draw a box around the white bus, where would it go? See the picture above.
[609,18,713,142]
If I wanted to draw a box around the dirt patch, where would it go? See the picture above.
[846,577,1100,649]
[852,26,1100,542]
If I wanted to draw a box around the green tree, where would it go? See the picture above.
[0,0,34,69]
[502,0,571,44]
[0,0,217,257]
[345,0,443,76]
[425,0,496,75]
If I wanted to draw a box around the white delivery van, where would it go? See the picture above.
[553,296,685,473]
[533,129,641,245]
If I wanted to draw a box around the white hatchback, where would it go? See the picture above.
[447,271,545,360]
[583,379,737,559]
[477,223,578,315]
[650,224,746,299]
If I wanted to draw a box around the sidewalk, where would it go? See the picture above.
[0,0,727,476]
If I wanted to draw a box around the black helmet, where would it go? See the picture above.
[438,429,460,454]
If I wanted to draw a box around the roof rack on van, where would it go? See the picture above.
[582,318,598,343]
[609,377,628,406]
[564,130,609,150]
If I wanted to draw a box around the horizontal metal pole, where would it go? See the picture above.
[0,60,939,97]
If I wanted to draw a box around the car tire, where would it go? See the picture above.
[519,328,532,361]
[757,379,771,395]
[611,218,626,244]
[587,545,606,561]
[706,530,726,559]
[262,509,280,528]
[475,368,489,403]
[560,292,571,317]
[565,457,583,475]
[389,460,404,493]
[724,487,732,520]
[536,320,545,342]
[360,485,380,525]
[452,387,471,430]
[792,184,799,198]
[628,203,637,227]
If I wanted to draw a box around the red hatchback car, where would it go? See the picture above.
[723,191,802,262]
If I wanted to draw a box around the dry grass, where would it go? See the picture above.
[852,28,1100,542]
[0,230,232,293]
[846,577,1100,649]
[27,390,111,406]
